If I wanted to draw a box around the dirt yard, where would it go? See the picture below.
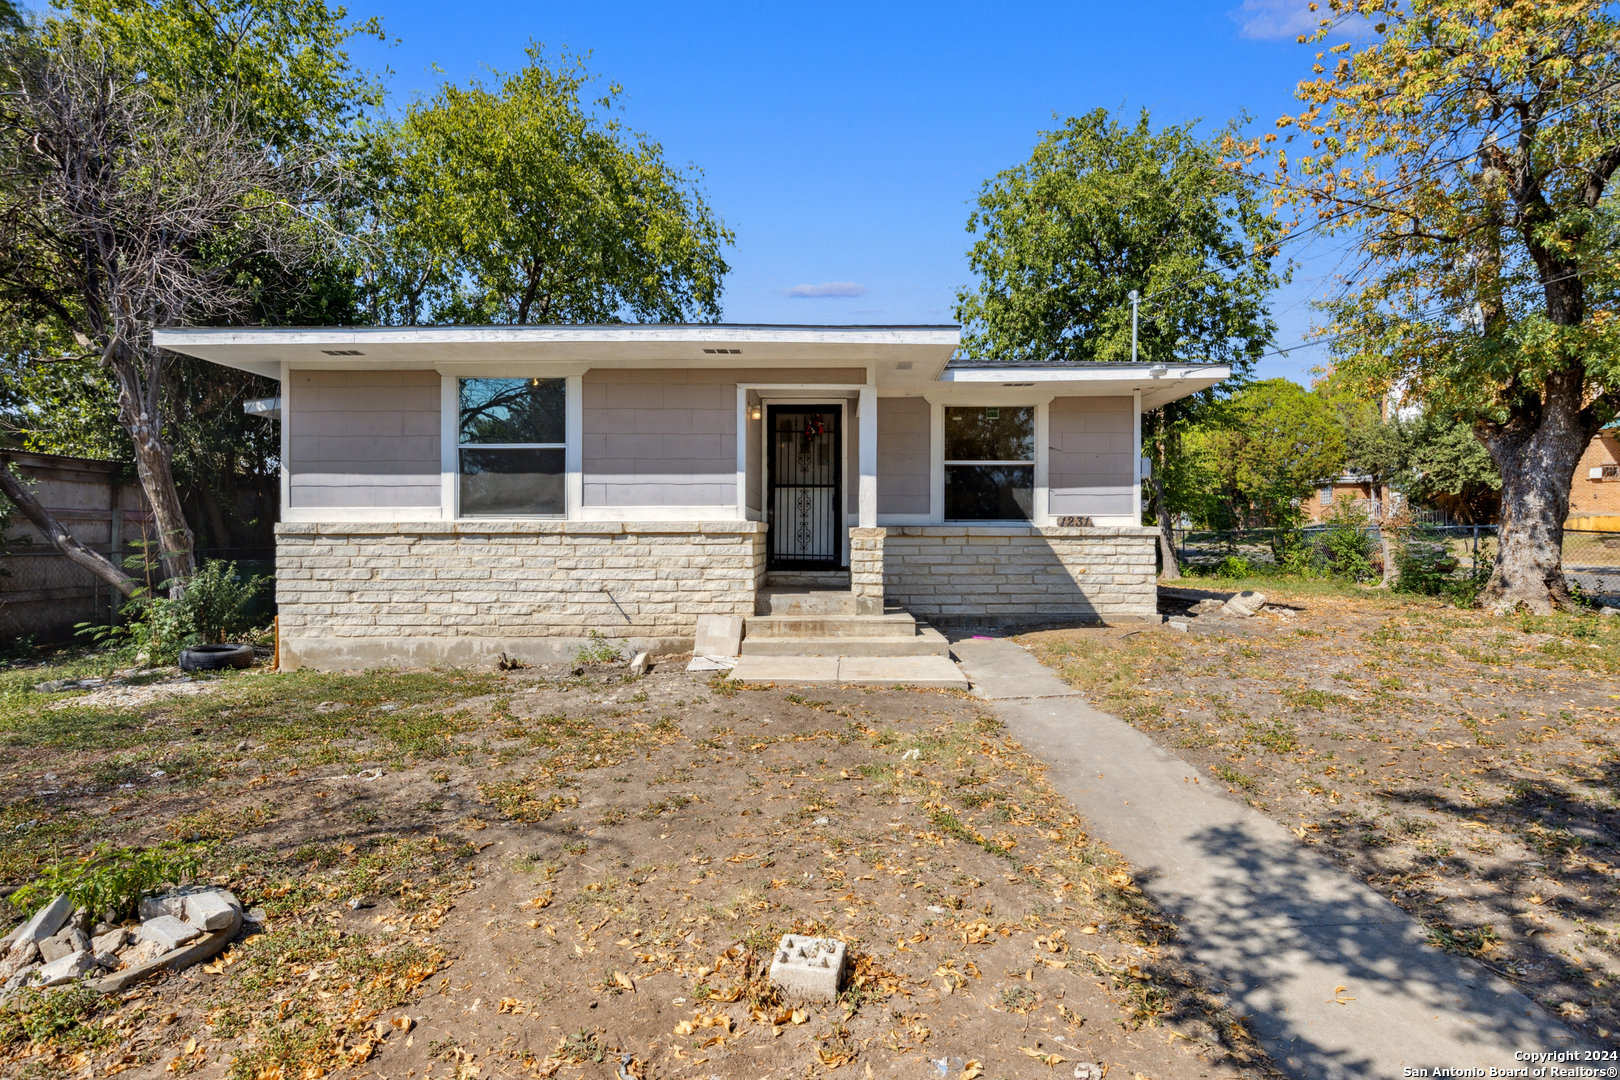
[1022,586,1620,1046]
[0,654,1275,1080]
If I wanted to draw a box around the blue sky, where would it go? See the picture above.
[363,1,1350,383]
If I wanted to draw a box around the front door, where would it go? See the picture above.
[767,405,842,570]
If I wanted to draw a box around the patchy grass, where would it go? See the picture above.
[1024,587,1620,1039]
[0,650,1274,1080]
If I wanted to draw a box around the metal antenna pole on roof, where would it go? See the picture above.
[1129,290,1140,363]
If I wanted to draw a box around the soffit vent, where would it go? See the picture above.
[321,349,364,356]
[702,348,742,354]
[895,361,913,370]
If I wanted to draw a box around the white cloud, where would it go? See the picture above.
[1234,0,1323,41]
[783,281,868,299]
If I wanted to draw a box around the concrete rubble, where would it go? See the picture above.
[0,885,245,998]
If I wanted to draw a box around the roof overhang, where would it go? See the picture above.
[921,363,1231,409]
[153,324,963,382]
[153,325,1229,407]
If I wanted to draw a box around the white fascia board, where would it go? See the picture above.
[934,364,1229,409]
[152,325,961,371]
[940,363,1229,384]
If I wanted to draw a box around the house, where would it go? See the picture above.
[1300,474,1378,522]
[1569,427,1620,531]
[154,324,1228,671]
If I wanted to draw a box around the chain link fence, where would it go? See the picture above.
[0,548,131,646]
[0,545,279,648]
[1173,524,1620,602]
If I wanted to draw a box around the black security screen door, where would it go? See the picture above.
[768,405,842,570]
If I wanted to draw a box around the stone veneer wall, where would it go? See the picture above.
[848,527,886,615]
[275,520,766,670]
[880,526,1157,625]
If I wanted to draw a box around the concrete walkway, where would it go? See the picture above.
[950,637,1595,1080]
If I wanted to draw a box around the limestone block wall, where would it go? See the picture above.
[849,527,885,615]
[880,525,1157,624]
[274,520,766,670]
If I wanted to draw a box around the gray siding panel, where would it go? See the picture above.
[876,397,930,516]
[288,370,441,509]
[581,367,864,508]
[583,369,737,506]
[1048,396,1135,517]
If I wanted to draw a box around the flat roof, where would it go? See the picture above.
[153,323,1227,406]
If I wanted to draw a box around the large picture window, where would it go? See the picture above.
[945,405,1033,521]
[458,378,566,516]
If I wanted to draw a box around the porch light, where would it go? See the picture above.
[750,404,762,421]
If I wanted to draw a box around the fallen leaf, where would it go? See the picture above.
[962,1062,984,1080]
[612,972,635,991]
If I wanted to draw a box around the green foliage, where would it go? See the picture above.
[361,45,732,325]
[956,108,1282,369]
[1214,555,1253,579]
[179,559,266,645]
[1404,411,1501,524]
[1187,379,1346,530]
[54,0,387,149]
[573,630,624,666]
[1317,503,1377,581]
[1393,527,1489,605]
[0,984,117,1056]
[12,841,202,924]
[79,558,266,660]
[951,109,1286,542]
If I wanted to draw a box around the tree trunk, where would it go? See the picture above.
[1475,366,1597,614]
[0,458,138,596]
[108,344,195,586]
[1148,468,1180,580]
[1376,483,1395,587]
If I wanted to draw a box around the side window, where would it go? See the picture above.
[458,378,566,516]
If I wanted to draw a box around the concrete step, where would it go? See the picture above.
[739,626,951,658]
[729,654,968,689]
[755,588,857,616]
[746,612,918,639]
[764,570,850,589]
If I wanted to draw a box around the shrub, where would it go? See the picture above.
[1317,505,1377,581]
[1393,527,1488,604]
[1215,555,1253,579]
[11,842,203,928]
[177,560,265,645]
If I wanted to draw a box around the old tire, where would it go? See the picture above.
[178,644,255,672]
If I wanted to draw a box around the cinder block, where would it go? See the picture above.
[769,934,846,1001]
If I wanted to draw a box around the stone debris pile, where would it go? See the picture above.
[0,885,244,997]
[1165,590,1268,632]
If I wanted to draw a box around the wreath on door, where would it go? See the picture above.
[803,415,827,438]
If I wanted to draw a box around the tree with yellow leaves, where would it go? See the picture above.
[1264,0,1620,612]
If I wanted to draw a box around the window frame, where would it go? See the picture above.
[442,374,580,520]
[941,404,1038,524]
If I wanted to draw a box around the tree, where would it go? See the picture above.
[0,0,382,589]
[954,109,1285,576]
[1191,378,1347,536]
[1406,410,1502,524]
[1326,382,1409,583]
[1266,0,1620,612]
[361,46,733,325]
[0,32,321,590]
